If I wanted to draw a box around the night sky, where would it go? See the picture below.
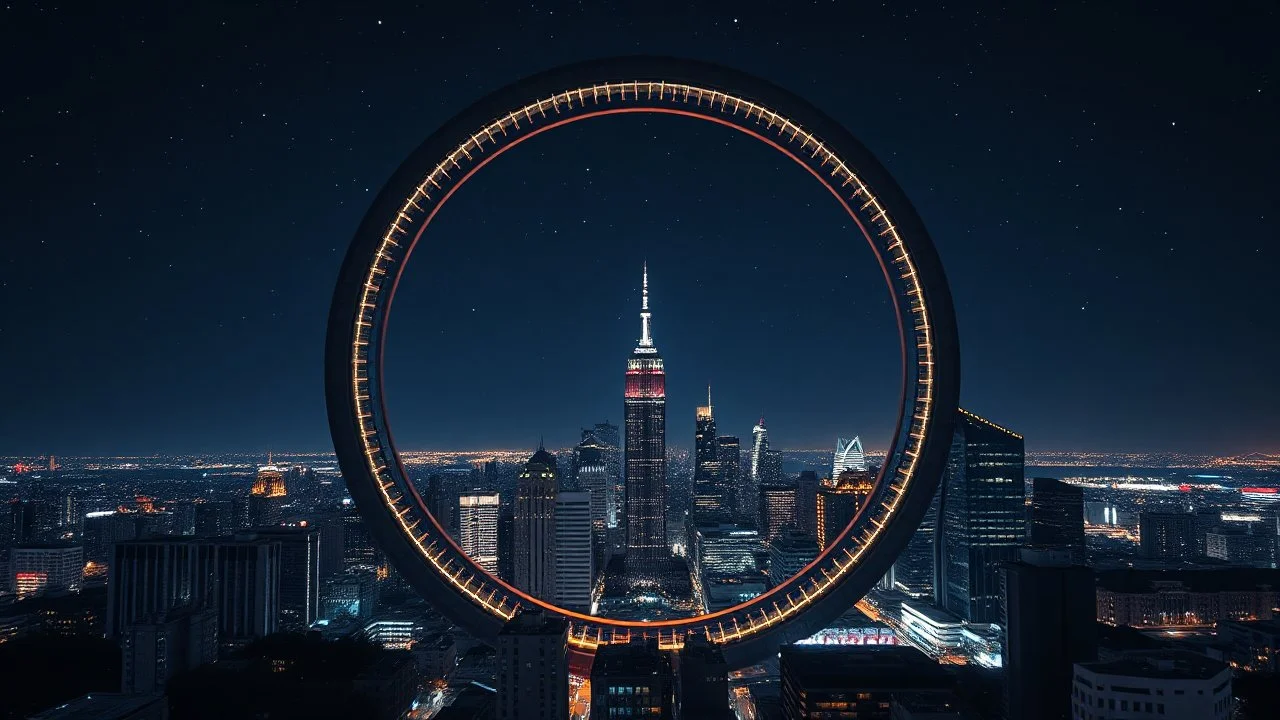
[3,2,1276,456]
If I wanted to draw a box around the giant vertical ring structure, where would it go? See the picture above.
[325,57,960,668]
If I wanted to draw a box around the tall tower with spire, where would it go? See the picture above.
[624,263,669,576]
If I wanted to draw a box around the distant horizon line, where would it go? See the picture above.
[2,447,1276,460]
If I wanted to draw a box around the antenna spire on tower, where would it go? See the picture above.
[638,262,654,348]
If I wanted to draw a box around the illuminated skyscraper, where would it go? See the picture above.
[692,387,727,520]
[744,418,769,526]
[937,408,1026,623]
[584,421,623,529]
[572,432,611,572]
[816,471,874,551]
[758,484,798,541]
[248,462,287,527]
[892,485,943,598]
[459,492,500,575]
[624,263,668,575]
[832,436,867,476]
[717,436,741,521]
[515,446,557,599]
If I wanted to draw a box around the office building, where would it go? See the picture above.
[572,431,612,572]
[554,491,593,612]
[744,418,770,526]
[1003,548,1097,720]
[624,264,669,575]
[693,388,730,521]
[816,471,874,551]
[676,636,733,719]
[342,509,377,568]
[459,492,500,575]
[121,606,218,694]
[107,538,217,637]
[248,462,287,527]
[702,574,767,613]
[1030,478,1086,559]
[1096,568,1279,626]
[768,531,818,587]
[779,645,954,720]
[253,526,320,632]
[759,484,798,540]
[717,435,741,524]
[212,533,281,650]
[1206,530,1277,568]
[496,610,569,720]
[591,639,675,720]
[7,499,36,547]
[692,523,760,590]
[795,471,820,540]
[11,543,84,599]
[1139,511,1198,560]
[899,601,966,656]
[192,501,231,539]
[1217,619,1280,673]
[313,513,346,578]
[515,447,557,599]
[498,509,515,583]
[893,485,943,598]
[322,571,378,620]
[937,408,1026,623]
[581,422,623,531]
[833,436,868,476]
[1071,651,1231,720]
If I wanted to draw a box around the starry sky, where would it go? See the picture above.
[2,2,1276,456]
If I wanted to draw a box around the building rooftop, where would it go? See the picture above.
[901,601,964,626]
[780,645,952,689]
[592,640,671,678]
[1078,650,1230,681]
[12,542,82,551]
[1097,568,1280,593]
[1218,618,1280,636]
[498,609,568,636]
[30,693,165,720]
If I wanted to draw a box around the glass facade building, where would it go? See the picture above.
[937,408,1026,623]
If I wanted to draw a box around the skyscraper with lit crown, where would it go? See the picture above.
[624,263,668,576]
[515,446,557,599]
[692,387,726,520]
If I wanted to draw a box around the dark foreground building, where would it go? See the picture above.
[496,609,569,720]
[779,645,954,719]
[1002,548,1097,720]
[591,639,675,720]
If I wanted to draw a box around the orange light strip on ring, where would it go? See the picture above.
[349,81,935,645]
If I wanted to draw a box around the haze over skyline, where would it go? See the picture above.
[3,3,1276,456]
